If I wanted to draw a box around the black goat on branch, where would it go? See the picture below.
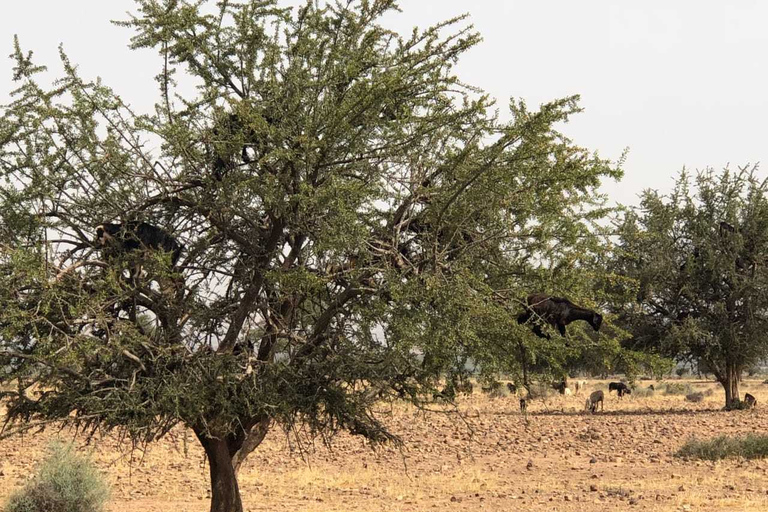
[516,293,603,339]
[96,222,183,267]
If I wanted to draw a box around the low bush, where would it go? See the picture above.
[727,399,753,411]
[3,443,109,512]
[664,382,694,395]
[632,387,655,398]
[677,434,768,461]
[685,392,704,402]
[527,383,551,400]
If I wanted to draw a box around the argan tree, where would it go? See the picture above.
[0,1,622,510]
[611,168,768,408]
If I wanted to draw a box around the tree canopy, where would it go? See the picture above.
[0,1,629,511]
[611,167,768,407]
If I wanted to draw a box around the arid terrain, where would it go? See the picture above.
[2,379,768,512]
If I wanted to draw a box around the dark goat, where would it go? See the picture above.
[517,293,603,339]
[519,397,527,414]
[552,378,569,395]
[608,381,631,398]
[745,393,758,409]
[96,222,183,266]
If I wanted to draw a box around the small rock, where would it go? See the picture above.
[590,484,598,492]
[590,457,597,464]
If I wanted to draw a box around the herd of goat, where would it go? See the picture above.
[506,380,758,415]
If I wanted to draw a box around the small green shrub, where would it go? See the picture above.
[632,386,655,398]
[727,399,753,411]
[677,434,768,461]
[664,382,693,395]
[4,443,110,512]
[527,383,551,400]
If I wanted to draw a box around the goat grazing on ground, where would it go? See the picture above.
[517,293,603,339]
[745,393,758,409]
[519,397,527,414]
[585,390,604,413]
[608,381,631,398]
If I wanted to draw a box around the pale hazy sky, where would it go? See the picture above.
[2,1,767,206]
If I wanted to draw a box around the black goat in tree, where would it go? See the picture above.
[96,221,183,266]
[517,293,603,339]
[95,221,183,324]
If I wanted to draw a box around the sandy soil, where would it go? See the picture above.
[2,379,768,512]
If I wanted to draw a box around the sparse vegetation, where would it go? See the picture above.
[631,386,655,398]
[664,383,694,396]
[3,443,109,512]
[677,434,768,461]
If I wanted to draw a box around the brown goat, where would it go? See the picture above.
[586,390,604,413]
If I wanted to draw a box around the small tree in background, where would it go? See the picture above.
[612,168,768,408]
[0,1,627,511]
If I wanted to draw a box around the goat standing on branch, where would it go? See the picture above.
[517,293,603,339]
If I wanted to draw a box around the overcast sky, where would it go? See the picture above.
[2,1,767,206]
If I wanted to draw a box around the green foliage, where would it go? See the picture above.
[611,168,768,406]
[3,443,109,512]
[676,434,768,461]
[0,0,630,507]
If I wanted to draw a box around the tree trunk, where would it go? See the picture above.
[233,417,270,473]
[196,433,243,512]
[720,362,741,410]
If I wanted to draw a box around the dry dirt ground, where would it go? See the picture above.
[2,379,768,512]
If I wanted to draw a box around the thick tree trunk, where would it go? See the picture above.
[196,433,243,512]
[720,362,741,410]
[194,418,271,512]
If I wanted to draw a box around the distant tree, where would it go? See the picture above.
[611,168,768,408]
[0,1,623,511]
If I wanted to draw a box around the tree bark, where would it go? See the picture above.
[196,433,244,512]
[721,362,741,410]
[232,417,270,473]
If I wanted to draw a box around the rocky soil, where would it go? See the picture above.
[1,379,767,512]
